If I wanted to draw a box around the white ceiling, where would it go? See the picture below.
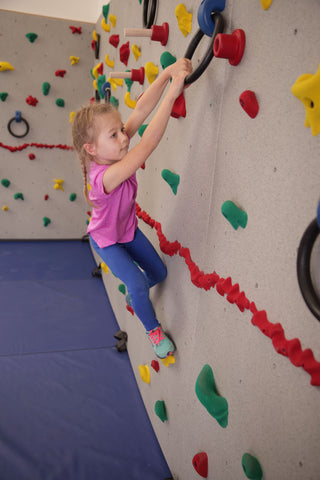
[0,0,107,23]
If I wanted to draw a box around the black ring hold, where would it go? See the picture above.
[297,218,320,322]
[143,0,157,29]
[7,115,30,138]
[184,12,224,85]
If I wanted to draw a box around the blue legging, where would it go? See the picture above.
[90,228,167,332]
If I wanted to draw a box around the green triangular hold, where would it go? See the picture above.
[155,400,167,422]
[242,453,263,480]
[26,32,38,43]
[0,92,8,101]
[160,51,177,70]
[102,4,110,20]
[221,200,248,230]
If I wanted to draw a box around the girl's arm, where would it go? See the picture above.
[103,70,189,194]
[124,58,192,138]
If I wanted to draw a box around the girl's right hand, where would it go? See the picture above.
[168,69,190,99]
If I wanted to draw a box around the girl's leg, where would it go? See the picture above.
[125,228,167,288]
[90,235,159,332]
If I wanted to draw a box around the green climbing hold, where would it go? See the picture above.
[110,96,119,108]
[138,124,148,137]
[125,70,133,92]
[69,193,77,202]
[56,98,65,107]
[1,179,10,188]
[195,364,228,428]
[97,74,106,99]
[0,92,8,101]
[242,453,263,480]
[102,4,110,20]
[42,82,51,96]
[155,400,167,422]
[14,193,24,200]
[43,217,51,227]
[161,169,180,195]
[118,284,126,295]
[160,51,177,70]
[26,32,38,43]
[221,200,247,230]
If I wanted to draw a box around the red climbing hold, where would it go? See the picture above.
[151,360,160,372]
[239,90,259,118]
[213,29,246,66]
[120,42,130,66]
[55,70,67,78]
[28,153,35,160]
[69,26,82,34]
[192,452,208,478]
[171,92,186,118]
[44,194,49,201]
[109,34,120,48]
[26,95,38,106]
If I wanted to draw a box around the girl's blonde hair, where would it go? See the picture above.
[71,102,117,206]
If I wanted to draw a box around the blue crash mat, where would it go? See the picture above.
[0,241,171,480]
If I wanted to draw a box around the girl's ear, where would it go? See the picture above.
[84,143,96,156]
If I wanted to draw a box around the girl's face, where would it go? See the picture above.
[86,111,129,164]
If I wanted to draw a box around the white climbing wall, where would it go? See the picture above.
[0,10,93,239]
[90,1,320,479]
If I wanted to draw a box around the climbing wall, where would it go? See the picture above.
[89,1,320,479]
[0,10,93,239]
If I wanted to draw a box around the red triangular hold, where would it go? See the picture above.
[171,92,186,118]
[192,452,208,478]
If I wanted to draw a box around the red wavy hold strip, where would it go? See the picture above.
[135,202,320,386]
[0,142,73,152]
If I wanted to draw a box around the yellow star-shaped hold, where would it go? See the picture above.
[291,64,320,136]
[70,56,79,65]
[175,3,192,37]
[145,62,158,84]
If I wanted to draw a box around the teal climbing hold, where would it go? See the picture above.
[195,364,228,428]
[0,92,8,101]
[14,193,24,200]
[161,169,180,195]
[118,284,126,295]
[56,98,65,107]
[138,124,148,137]
[69,193,77,202]
[160,51,177,70]
[155,400,167,422]
[42,82,51,96]
[26,32,38,43]
[43,217,51,227]
[1,179,10,188]
[221,200,248,230]
[125,70,133,92]
[242,453,263,480]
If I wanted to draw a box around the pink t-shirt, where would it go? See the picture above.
[87,161,138,248]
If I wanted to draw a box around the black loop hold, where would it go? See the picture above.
[143,0,158,29]
[7,114,30,138]
[184,12,224,85]
[297,218,320,321]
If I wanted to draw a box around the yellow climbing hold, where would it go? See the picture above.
[2,205,9,211]
[69,111,76,123]
[53,179,64,191]
[124,91,137,109]
[132,44,141,61]
[109,14,117,28]
[108,77,124,91]
[161,355,175,367]
[101,262,109,274]
[291,64,320,136]
[138,365,151,384]
[92,63,102,79]
[105,54,115,68]
[145,62,159,84]
[175,4,192,37]
[92,30,98,41]
[70,55,79,65]
[260,0,272,10]
[101,17,111,32]
[0,61,14,72]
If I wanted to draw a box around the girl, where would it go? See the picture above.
[72,58,191,359]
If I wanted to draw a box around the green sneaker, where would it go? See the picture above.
[147,325,175,359]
